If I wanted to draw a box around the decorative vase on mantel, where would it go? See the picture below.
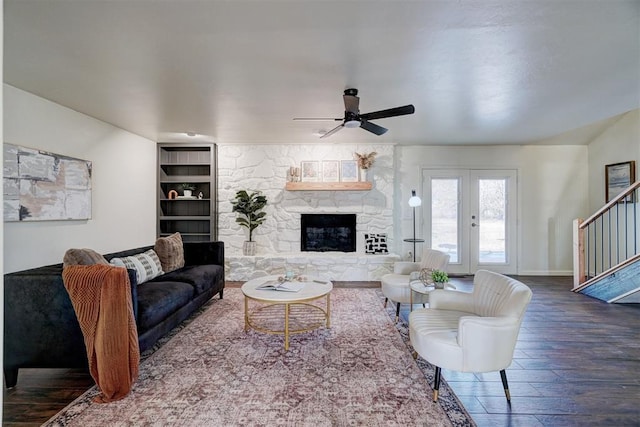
[359,168,371,182]
[243,241,257,256]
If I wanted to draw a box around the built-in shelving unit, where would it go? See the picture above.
[157,143,217,242]
[285,182,372,191]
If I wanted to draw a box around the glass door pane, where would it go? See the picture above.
[478,179,507,263]
[431,178,460,263]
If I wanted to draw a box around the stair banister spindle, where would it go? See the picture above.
[601,216,604,275]
[584,226,591,278]
[608,210,612,270]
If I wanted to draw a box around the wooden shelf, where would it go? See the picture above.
[285,181,372,191]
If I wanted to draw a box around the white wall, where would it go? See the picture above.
[396,145,589,275]
[587,109,640,212]
[3,85,157,273]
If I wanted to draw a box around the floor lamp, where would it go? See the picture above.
[404,190,424,262]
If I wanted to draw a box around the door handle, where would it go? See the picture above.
[471,223,477,227]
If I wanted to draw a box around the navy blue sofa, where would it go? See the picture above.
[3,241,224,388]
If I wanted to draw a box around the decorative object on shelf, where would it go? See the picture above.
[287,166,301,182]
[231,190,268,255]
[430,269,449,289]
[605,160,636,203]
[405,189,424,262]
[365,233,389,254]
[340,160,359,182]
[198,192,204,199]
[322,160,340,182]
[181,183,197,197]
[354,151,377,181]
[168,190,178,200]
[301,161,320,182]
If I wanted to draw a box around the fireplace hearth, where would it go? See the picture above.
[301,214,356,252]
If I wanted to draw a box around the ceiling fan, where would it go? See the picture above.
[293,88,415,138]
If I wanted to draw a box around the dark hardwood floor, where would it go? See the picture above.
[3,276,639,426]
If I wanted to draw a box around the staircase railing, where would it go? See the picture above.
[573,180,640,290]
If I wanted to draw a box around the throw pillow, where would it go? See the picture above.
[365,233,389,254]
[154,232,185,273]
[63,248,109,268]
[110,249,164,284]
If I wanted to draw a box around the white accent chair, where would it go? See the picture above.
[409,269,532,402]
[381,248,450,322]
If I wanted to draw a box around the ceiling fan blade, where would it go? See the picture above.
[293,118,342,121]
[359,104,415,121]
[343,94,360,114]
[319,123,345,138]
[360,120,388,136]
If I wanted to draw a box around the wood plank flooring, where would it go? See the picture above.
[3,276,639,426]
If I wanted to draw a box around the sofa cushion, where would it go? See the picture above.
[110,249,164,284]
[154,232,185,273]
[153,265,224,295]
[135,281,195,331]
[63,248,109,267]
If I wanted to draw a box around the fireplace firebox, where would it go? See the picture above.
[301,214,356,252]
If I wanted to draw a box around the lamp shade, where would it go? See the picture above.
[408,190,422,207]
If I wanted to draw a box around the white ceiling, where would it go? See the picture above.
[4,0,640,146]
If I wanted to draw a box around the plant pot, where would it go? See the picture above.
[359,168,371,182]
[243,241,257,256]
[183,189,193,197]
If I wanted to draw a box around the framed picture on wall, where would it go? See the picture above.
[322,160,340,182]
[340,160,358,182]
[301,161,320,182]
[605,161,636,203]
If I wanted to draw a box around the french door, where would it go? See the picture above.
[422,169,517,275]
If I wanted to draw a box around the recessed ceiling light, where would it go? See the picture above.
[186,132,197,137]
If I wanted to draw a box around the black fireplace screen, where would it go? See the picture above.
[300,214,356,252]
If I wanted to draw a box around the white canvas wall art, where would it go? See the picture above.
[3,143,92,221]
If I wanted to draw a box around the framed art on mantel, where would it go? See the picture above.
[322,160,340,182]
[301,161,320,182]
[340,160,358,182]
[605,161,635,203]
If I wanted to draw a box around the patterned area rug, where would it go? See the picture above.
[44,288,474,426]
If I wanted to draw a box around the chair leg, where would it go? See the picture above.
[395,302,401,323]
[500,369,511,402]
[433,366,441,402]
[384,297,388,308]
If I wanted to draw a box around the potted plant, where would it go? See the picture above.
[430,269,449,289]
[181,183,197,197]
[231,190,268,255]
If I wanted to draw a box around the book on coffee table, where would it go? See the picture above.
[257,280,305,292]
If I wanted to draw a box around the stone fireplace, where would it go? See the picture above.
[217,143,397,280]
[300,214,356,252]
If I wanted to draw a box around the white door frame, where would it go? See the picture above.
[422,168,518,275]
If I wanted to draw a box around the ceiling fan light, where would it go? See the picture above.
[344,119,360,128]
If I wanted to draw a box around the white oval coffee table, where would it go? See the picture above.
[241,275,333,351]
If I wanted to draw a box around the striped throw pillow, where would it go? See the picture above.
[110,249,164,284]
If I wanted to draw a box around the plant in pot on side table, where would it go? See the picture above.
[231,190,268,256]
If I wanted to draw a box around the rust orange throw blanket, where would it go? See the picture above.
[63,264,140,403]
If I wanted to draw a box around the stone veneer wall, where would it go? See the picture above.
[218,143,397,281]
